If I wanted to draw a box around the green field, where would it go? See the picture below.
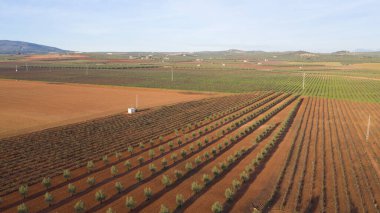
[0,52,379,103]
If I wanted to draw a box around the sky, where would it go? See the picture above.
[0,0,379,52]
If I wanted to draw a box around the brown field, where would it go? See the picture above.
[0,90,379,213]
[0,79,220,138]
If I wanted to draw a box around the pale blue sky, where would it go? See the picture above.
[1,0,379,52]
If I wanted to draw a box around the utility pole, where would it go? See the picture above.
[171,66,173,82]
[25,63,29,72]
[366,114,371,142]
[136,95,138,108]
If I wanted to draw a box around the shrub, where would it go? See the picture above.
[87,176,96,187]
[174,170,184,180]
[204,137,209,144]
[18,185,28,199]
[102,155,109,165]
[161,158,168,168]
[41,177,51,190]
[161,175,172,187]
[232,179,241,190]
[212,166,221,176]
[44,192,54,206]
[138,156,145,165]
[149,139,155,147]
[149,163,157,173]
[159,145,165,154]
[160,204,170,213]
[180,149,187,158]
[110,166,118,176]
[124,160,132,171]
[95,190,106,203]
[125,196,136,210]
[135,170,144,182]
[211,201,223,213]
[218,144,223,151]
[68,183,76,196]
[74,200,85,213]
[115,152,122,160]
[211,148,217,156]
[115,181,124,193]
[189,144,195,153]
[176,194,185,208]
[168,141,174,149]
[171,153,178,162]
[17,203,29,213]
[177,139,183,146]
[240,171,249,182]
[63,169,71,181]
[197,141,202,149]
[194,156,202,166]
[86,161,95,173]
[191,181,202,194]
[185,162,193,172]
[204,152,210,160]
[144,187,153,200]
[225,187,234,201]
[220,161,227,171]
[106,208,115,213]
[159,136,164,142]
[227,155,234,164]
[149,149,155,159]
[128,145,134,155]
[202,174,211,185]
[139,142,145,149]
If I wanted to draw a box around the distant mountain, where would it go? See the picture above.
[354,48,380,53]
[0,40,68,54]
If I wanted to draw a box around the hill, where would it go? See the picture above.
[0,40,67,54]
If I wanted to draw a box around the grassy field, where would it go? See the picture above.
[0,52,379,102]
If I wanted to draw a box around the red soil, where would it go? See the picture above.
[0,79,220,138]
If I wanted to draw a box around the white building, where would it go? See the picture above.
[128,108,136,114]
